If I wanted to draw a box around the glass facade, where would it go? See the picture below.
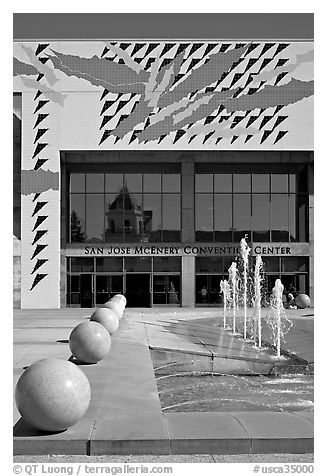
[195,170,308,242]
[66,257,181,307]
[195,256,309,306]
[69,172,180,243]
[64,156,312,307]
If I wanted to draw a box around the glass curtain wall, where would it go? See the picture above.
[195,168,308,243]
[69,172,180,243]
[66,257,181,307]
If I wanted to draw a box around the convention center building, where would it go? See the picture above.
[13,14,314,308]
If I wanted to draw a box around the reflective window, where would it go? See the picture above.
[195,194,213,241]
[153,257,181,272]
[162,174,180,192]
[86,174,104,193]
[252,194,270,241]
[105,174,123,193]
[290,174,296,193]
[86,194,104,242]
[233,194,251,241]
[125,257,151,272]
[70,194,86,242]
[196,257,223,273]
[271,194,289,241]
[214,174,232,193]
[214,194,232,241]
[271,174,288,193]
[289,195,296,242]
[124,174,142,193]
[298,195,308,241]
[143,194,162,242]
[263,257,279,272]
[144,174,161,193]
[281,257,308,273]
[196,174,213,192]
[252,174,269,193]
[70,174,85,193]
[233,174,251,192]
[162,194,180,241]
[96,257,123,272]
[70,257,94,272]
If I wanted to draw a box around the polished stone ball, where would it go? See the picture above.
[69,321,111,363]
[110,294,127,305]
[295,293,311,309]
[15,359,91,432]
[103,300,124,319]
[90,307,119,335]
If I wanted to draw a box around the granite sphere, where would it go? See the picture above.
[15,358,91,432]
[69,321,111,363]
[90,307,119,335]
[110,294,127,305]
[103,300,124,319]
[295,293,311,309]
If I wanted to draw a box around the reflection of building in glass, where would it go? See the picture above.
[104,184,152,242]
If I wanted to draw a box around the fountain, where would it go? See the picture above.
[253,254,263,348]
[219,279,231,329]
[240,237,251,339]
[228,262,238,333]
[151,244,312,414]
[266,278,293,358]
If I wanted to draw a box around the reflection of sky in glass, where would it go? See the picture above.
[233,194,251,229]
[214,174,232,192]
[70,194,85,229]
[124,174,142,193]
[105,174,123,193]
[271,194,289,230]
[143,194,161,230]
[163,194,180,230]
[196,194,213,230]
[86,194,104,241]
[86,174,104,193]
[290,174,296,193]
[195,174,213,192]
[233,174,251,192]
[289,195,296,240]
[252,194,270,230]
[144,174,161,193]
[214,194,232,230]
[252,174,269,193]
[70,174,85,193]
[162,174,180,192]
[271,174,288,193]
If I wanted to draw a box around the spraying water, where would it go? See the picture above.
[240,237,251,339]
[220,279,230,329]
[254,255,263,348]
[228,262,238,333]
[266,279,293,358]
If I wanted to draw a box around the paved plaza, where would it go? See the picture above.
[13,307,314,457]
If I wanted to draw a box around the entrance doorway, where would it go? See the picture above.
[80,274,93,307]
[126,274,151,307]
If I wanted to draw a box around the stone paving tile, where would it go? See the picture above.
[165,412,251,455]
[90,412,170,455]
[230,412,314,454]
[13,417,93,455]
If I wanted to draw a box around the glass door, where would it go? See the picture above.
[125,274,151,307]
[153,275,180,305]
[80,274,93,307]
[95,275,124,305]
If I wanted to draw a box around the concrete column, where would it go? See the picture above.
[181,255,195,307]
[181,161,194,242]
[308,162,314,303]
